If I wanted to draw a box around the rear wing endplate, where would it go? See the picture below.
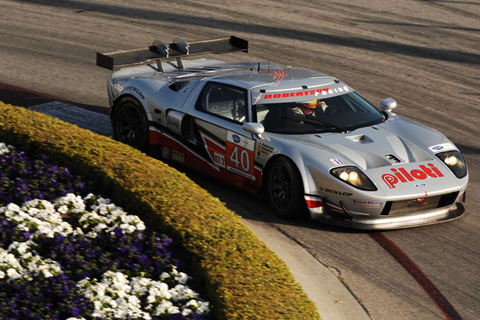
[96,36,248,71]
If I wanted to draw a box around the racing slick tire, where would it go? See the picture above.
[267,156,306,219]
[112,97,149,152]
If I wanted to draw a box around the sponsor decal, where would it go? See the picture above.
[322,188,353,197]
[233,175,258,191]
[201,132,226,171]
[125,86,145,100]
[353,200,383,208]
[428,143,455,153]
[226,131,256,180]
[167,116,180,130]
[259,68,287,86]
[213,152,225,168]
[382,163,444,189]
[330,158,344,166]
[172,150,184,163]
[271,69,287,86]
[262,86,349,100]
[252,92,262,104]
[162,147,170,159]
[257,143,275,157]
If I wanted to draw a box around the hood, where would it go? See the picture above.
[276,122,464,195]
[313,125,434,170]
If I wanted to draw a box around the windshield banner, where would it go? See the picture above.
[252,85,351,104]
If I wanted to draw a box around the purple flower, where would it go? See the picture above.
[0,149,92,206]
[0,145,210,320]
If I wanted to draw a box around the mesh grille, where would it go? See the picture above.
[381,192,459,216]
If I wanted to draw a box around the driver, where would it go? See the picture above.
[292,99,328,117]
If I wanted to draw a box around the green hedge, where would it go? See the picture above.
[0,102,321,320]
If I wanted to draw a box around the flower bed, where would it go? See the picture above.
[0,142,91,207]
[0,143,211,320]
[0,102,321,320]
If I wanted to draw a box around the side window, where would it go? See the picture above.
[196,82,247,123]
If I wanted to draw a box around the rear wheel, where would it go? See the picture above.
[267,157,306,219]
[112,97,149,151]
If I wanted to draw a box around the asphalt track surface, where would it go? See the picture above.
[1,1,479,319]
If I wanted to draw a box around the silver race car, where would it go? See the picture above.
[97,36,468,230]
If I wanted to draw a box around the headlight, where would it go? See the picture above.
[437,151,467,178]
[330,166,377,191]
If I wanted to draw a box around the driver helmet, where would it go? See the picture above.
[302,99,318,109]
[300,99,316,115]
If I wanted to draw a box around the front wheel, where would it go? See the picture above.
[112,97,149,151]
[267,157,306,219]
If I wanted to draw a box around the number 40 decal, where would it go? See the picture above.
[226,132,255,180]
[229,146,250,171]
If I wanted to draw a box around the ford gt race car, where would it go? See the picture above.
[97,36,468,230]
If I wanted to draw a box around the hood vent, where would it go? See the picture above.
[385,154,401,163]
[346,134,372,144]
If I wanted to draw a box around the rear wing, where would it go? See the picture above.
[96,36,248,71]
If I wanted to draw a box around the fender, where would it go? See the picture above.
[112,91,154,123]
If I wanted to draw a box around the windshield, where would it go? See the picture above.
[254,92,385,134]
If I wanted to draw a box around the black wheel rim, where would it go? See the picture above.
[271,163,292,210]
[116,104,145,148]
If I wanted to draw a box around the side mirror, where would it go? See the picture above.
[242,122,265,138]
[380,98,397,112]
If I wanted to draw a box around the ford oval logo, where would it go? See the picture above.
[233,134,241,143]
[432,146,444,151]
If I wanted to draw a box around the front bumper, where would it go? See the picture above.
[316,203,465,230]
[306,190,467,230]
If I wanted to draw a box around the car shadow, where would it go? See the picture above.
[175,163,368,235]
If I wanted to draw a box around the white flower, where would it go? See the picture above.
[7,268,21,279]
[0,142,13,155]
[0,190,211,318]
[175,271,190,285]
[186,299,199,309]
[154,300,178,316]
[9,241,30,255]
[196,301,211,314]
[0,248,25,279]
[1,199,76,239]
[0,203,21,219]
[54,193,86,213]
[5,241,63,279]
[77,269,209,319]
[57,205,68,214]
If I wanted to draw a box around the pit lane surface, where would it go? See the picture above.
[1,1,479,319]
